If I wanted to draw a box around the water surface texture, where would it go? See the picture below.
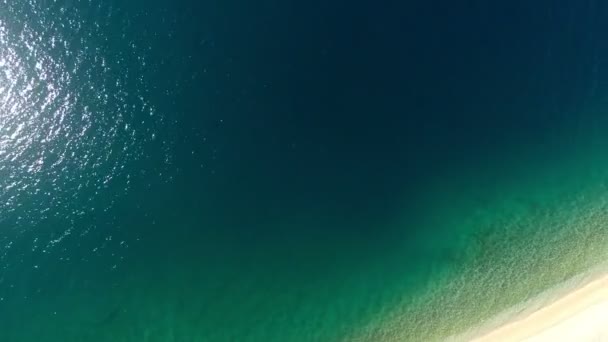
[2,1,608,341]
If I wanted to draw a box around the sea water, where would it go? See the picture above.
[2,1,608,341]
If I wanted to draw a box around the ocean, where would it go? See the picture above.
[2,0,608,341]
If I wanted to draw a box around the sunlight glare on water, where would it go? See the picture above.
[0,1,166,263]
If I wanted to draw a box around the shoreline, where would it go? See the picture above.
[466,271,608,341]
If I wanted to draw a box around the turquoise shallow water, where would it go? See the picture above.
[2,1,608,341]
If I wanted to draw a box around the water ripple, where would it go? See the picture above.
[0,2,167,251]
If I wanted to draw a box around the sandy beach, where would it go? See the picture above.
[471,274,608,341]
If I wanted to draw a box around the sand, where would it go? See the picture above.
[471,274,608,342]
